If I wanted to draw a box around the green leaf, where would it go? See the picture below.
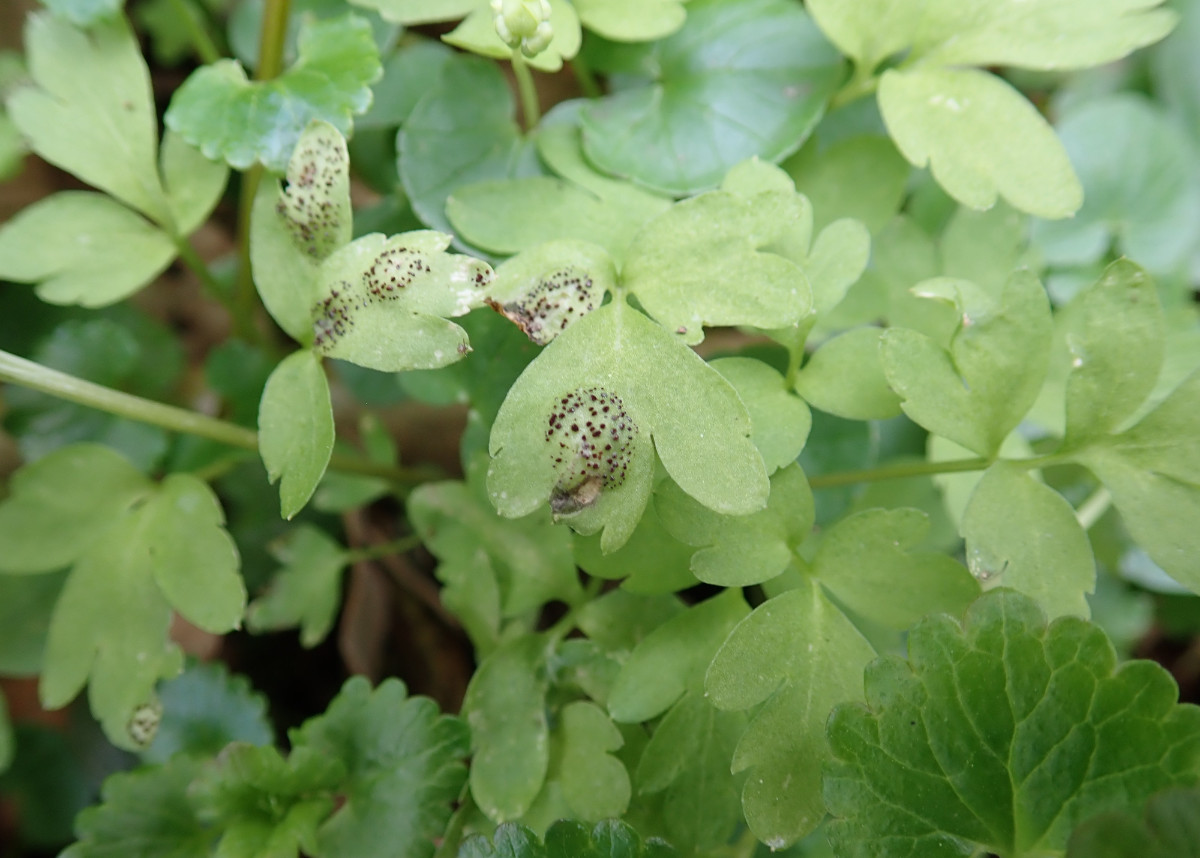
[572,502,697,595]
[961,462,1094,618]
[878,67,1082,218]
[398,54,540,237]
[0,572,65,674]
[784,136,911,234]
[0,443,150,574]
[460,819,672,858]
[37,0,123,27]
[622,191,811,345]
[8,13,170,224]
[61,757,214,858]
[655,464,813,587]
[814,507,979,630]
[160,130,230,235]
[0,192,175,307]
[462,635,551,822]
[804,0,920,71]
[804,217,872,317]
[579,0,844,195]
[164,14,381,172]
[249,120,352,341]
[443,0,581,73]
[573,0,685,41]
[1067,787,1200,858]
[795,327,903,420]
[1153,0,1200,145]
[712,357,811,473]
[258,349,335,519]
[290,676,470,858]
[881,269,1052,457]
[939,202,1034,294]
[706,577,876,847]
[487,299,768,551]
[1061,260,1165,448]
[309,230,491,371]
[575,590,684,651]
[1031,96,1200,275]
[347,0,477,25]
[551,701,631,822]
[825,590,1200,857]
[245,525,349,647]
[143,661,274,764]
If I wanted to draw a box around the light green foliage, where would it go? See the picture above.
[487,299,768,551]
[143,661,273,764]
[1031,96,1200,275]
[813,508,980,630]
[882,270,1052,456]
[1152,0,1200,143]
[164,14,381,172]
[795,328,902,420]
[357,39,455,130]
[712,358,810,473]
[825,590,1200,857]
[39,0,123,25]
[655,465,813,587]
[579,0,844,195]
[961,463,1095,618]
[443,0,581,72]
[785,136,911,234]
[245,525,349,647]
[572,502,697,594]
[706,577,876,847]
[313,414,395,511]
[547,701,630,822]
[258,349,335,519]
[349,0,477,25]
[572,0,685,41]
[460,819,672,858]
[1067,787,1200,857]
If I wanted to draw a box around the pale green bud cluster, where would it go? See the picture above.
[491,0,554,58]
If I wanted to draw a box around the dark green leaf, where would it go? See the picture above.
[1067,787,1200,858]
[0,572,65,674]
[460,819,673,858]
[245,524,349,647]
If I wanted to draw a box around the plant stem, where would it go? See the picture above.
[511,49,541,129]
[1075,486,1112,530]
[169,0,222,65]
[344,534,422,563]
[829,63,880,110]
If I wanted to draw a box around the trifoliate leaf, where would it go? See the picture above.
[573,0,685,41]
[245,525,349,647]
[8,14,170,224]
[795,327,903,420]
[579,0,843,195]
[1032,96,1200,275]
[462,636,551,822]
[460,819,673,858]
[825,590,1200,857]
[961,462,1094,618]
[60,757,213,858]
[813,507,979,630]
[550,701,631,822]
[250,120,353,341]
[784,135,911,234]
[164,14,381,172]
[609,589,749,723]
[655,464,813,587]
[705,576,876,847]
[0,192,175,307]
[190,743,341,858]
[1067,787,1200,858]
[0,444,151,574]
[878,67,1082,218]
[143,661,273,764]
[258,349,335,519]
[622,191,811,345]
[443,0,581,73]
[487,298,768,552]
[288,677,470,858]
[0,572,64,675]
[881,269,1052,457]
[711,358,811,473]
[572,502,697,595]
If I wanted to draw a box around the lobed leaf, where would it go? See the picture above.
[711,357,811,473]
[245,524,349,648]
[572,502,697,595]
[551,701,631,822]
[795,327,902,421]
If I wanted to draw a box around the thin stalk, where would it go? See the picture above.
[511,49,541,129]
[546,577,604,643]
[829,63,880,110]
[1075,486,1112,530]
[169,0,222,65]
[344,534,422,564]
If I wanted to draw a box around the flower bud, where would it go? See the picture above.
[491,0,554,58]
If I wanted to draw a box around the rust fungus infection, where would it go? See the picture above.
[277,135,346,259]
[490,265,599,345]
[546,387,636,514]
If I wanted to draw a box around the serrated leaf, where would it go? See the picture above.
[881,269,1052,457]
[258,349,335,519]
[462,635,551,822]
[655,464,813,588]
[879,67,1082,218]
[245,524,349,647]
[1067,787,1200,858]
[487,299,768,551]
[622,191,811,345]
[8,13,170,224]
[711,357,811,473]
[813,507,979,630]
[0,192,175,307]
[825,590,1200,857]
[164,14,381,172]
[0,444,150,574]
[579,0,844,195]
[705,577,876,847]
[460,819,673,858]
[1032,96,1200,274]
[61,756,213,858]
[289,677,470,858]
[443,0,581,73]
[795,327,902,420]
[144,661,274,764]
[785,135,910,234]
[961,463,1094,618]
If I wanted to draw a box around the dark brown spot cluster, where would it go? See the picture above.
[491,266,598,345]
[364,247,431,300]
[312,280,359,349]
[277,138,347,260]
[545,387,636,514]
